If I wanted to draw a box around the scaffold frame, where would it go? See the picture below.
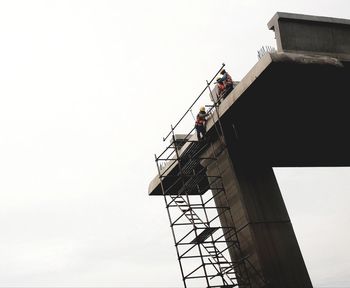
[154,64,265,288]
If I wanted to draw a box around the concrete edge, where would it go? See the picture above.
[267,11,350,31]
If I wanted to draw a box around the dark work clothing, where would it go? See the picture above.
[221,83,234,99]
[195,124,206,140]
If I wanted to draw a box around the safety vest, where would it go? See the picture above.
[218,82,225,92]
[196,112,206,126]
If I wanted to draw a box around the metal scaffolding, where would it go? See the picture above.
[154,65,261,288]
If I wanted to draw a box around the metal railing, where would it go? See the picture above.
[162,63,225,142]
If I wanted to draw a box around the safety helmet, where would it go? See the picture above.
[200,106,205,112]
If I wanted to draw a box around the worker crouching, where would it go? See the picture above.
[216,69,234,100]
[195,106,207,141]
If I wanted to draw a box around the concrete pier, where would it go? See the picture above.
[207,128,312,287]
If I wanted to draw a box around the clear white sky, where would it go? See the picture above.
[0,0,349,287]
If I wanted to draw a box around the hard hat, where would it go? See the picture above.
[200,106,205,112]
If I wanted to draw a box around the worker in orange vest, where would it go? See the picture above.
[216,77,226,100]
[219,69,234,99]
[195,106,207,140]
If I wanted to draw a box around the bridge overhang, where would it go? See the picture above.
[219,52,350,167]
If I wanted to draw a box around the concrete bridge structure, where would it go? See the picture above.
[148,12,350,288]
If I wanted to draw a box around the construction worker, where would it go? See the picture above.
[218,69,234,99]
[195,106,207,140]
[216,77,225,100]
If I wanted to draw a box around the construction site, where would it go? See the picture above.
[148,12,350,288]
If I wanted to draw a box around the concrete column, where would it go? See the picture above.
[205,126,313,288]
